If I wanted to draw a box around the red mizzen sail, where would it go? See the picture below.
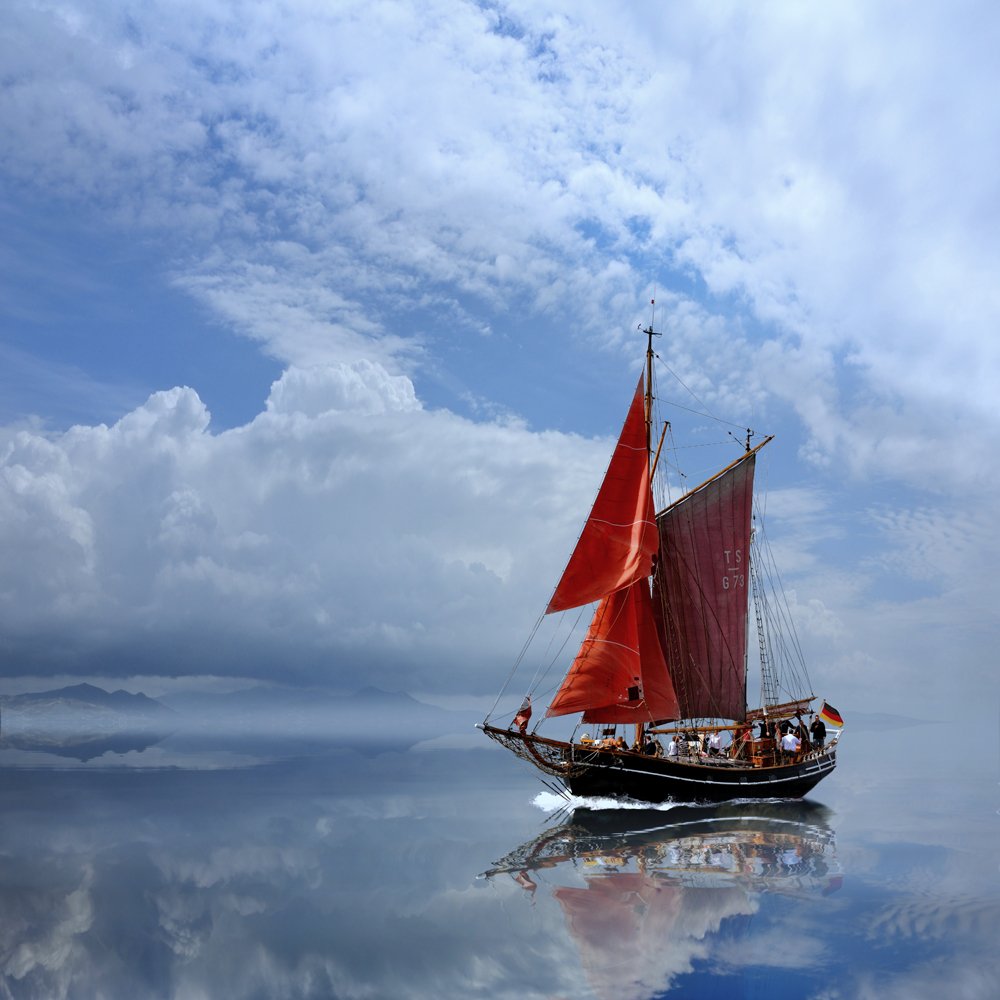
[546,377,658,614]
[654,450,757,721]
[546,579,679,723]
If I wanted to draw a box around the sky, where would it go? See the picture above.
[1,0,999,720]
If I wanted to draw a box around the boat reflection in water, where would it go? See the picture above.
[482,800,841,1000]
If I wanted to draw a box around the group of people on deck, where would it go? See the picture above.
[580,732,664,756]
[577,712,828,762]
[741,715,827,760]
[759,715,827,756]
[666,731,724,757]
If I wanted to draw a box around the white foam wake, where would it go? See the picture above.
[532,791,684,813]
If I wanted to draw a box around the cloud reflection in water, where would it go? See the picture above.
[0,732,997,999]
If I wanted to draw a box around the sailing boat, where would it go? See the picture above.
[480,320,841,803]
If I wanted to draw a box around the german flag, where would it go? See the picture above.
[819,701,844,727]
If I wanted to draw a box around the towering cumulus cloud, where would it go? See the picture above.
[0,360,604,690]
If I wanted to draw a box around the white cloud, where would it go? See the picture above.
[0,360,608,691]
[5,1,999,472]
[265,360,419,417]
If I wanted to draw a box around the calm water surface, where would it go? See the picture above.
[0,720,997,999]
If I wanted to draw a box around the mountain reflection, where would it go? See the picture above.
[0,729,170,762]
[482,802,841,1000]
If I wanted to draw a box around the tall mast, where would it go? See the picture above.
[636,300,661,749]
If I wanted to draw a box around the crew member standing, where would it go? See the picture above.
[809,715,826,749]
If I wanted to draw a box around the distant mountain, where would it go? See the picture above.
[0,682,491,765]
[1,683,174,721]
[0,683,480,759]
[0,683,176,763]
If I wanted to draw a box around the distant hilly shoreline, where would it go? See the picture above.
[0,682,174,717]
[0,682,484,763]
[0,682,473,730]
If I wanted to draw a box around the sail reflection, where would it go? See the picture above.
[482,802,841,1000]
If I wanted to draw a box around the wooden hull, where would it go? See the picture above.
[480,725,837,804]
[563,746,837,803]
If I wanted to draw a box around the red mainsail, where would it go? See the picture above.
[654,451,757,721]
[546,579,679,723]
[546,378,658,614]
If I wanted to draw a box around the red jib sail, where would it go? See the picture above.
[546,579,679,723]
[546,377,658,614]
[654,451,757,721]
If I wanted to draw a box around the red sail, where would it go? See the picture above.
[654,451,757,721]
[554,873,753,1000]
[545,580,678,723]
[546,378,658,614]
[554,874,684,1000]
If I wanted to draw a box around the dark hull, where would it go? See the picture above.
[563,746,837,803]
[480,725,838,804]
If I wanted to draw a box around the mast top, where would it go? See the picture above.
[641,298,662,349]
[640,298,661,455]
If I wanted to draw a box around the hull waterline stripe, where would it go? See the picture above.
[572,757,836,787]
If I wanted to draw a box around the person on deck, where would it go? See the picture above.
[796,717,810,750]
[780,729,800,759]
[666,735,680,757]
[809,715,826,748]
